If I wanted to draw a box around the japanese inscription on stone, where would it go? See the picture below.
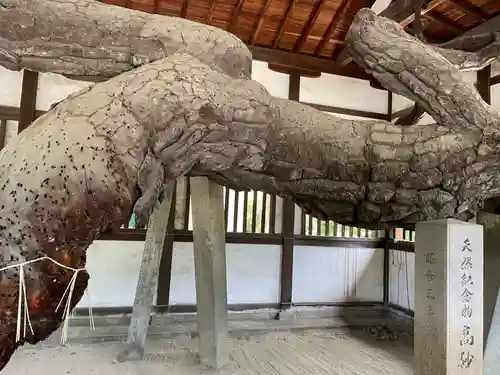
[457,238,478,370]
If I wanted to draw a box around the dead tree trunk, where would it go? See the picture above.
[0,1,498,370]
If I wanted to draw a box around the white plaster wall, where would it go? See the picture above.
[77,240,385,308]
[251,61,289,99]
[77,241,283,308]
[292,246,384,303]
[388,250,415,311]
[492,83,500,108]
[300,73,389,114]
[0,66,22,107]
[36,72,93,111]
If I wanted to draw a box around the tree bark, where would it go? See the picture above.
[0,1,500,369]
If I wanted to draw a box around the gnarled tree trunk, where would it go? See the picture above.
[0,0,499,370]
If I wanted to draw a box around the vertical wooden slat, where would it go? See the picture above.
[183,179,191,231]
[224,187,230,231]
[0,119,7,150]
[308,215,313,236]
[300,211,306,235]
[251,190,258,233]
[242,191,249,232]
[316,218,321,236]
[333,222,339,237]
[156,185,177,306]
[18,70,39,134]
[383,228,393,307]
[325,220,330,236]
[233,191,239,232]
[269,194,277,234]
[260,193,267,233]
[387,91,393,121]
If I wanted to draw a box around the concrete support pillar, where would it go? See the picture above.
[477,212,500,375]
[190,177,229,369]
[117,182,175,362]
[414,219,483,374]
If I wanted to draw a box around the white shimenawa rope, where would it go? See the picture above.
[0,256,95,345]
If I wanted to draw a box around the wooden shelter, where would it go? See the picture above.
[99,0,500,76]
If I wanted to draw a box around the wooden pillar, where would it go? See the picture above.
[18,70,39,134]
[190,176,228,369]
[155,183,177,307]
[414,219,483,374]
[117,181,175,362]
[477,65,491,105]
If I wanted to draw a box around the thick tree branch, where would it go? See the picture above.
[345,8,500,136]
[0,0,252,79]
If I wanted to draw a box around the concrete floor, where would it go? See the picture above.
[3,328,413,375]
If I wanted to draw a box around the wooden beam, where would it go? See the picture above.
[180,0,189,18]
[117,182,175,362]
[453,14,500,38]
[278,71,299,311]
[424,12,464,35]
[229,0,245,34]
[302,101,389,120]
[18,70,39,134]
[250,0,272,45]
[293,0,328,53]
[448,0,488,22]
[250,46,372,80]
[156,183,177,306]
[315,0,350,57]
[206,0,217,24]
[0,105,44,121]
[153,0,160,14]
[478,65,491,104]
[273,0,299,48]
[492,74,500,86]
[0,120,6,150]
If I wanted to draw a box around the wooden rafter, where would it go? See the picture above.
[273,0,299,48]
[206,0,217,24]
[448,0,488,22]
[251,46,371,79]
[293,0,328,52]
[398,0,446,27]
[492,74,500,86]
[424,12,464,34]
[229,0,245,33]
[315,0,349,57]
[180,0,189,18]
[250,0,272,45]
[154,0,161,14]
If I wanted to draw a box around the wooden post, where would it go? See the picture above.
[414,219,483,375]
[116,181,175,362]
[190,176,228,369]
